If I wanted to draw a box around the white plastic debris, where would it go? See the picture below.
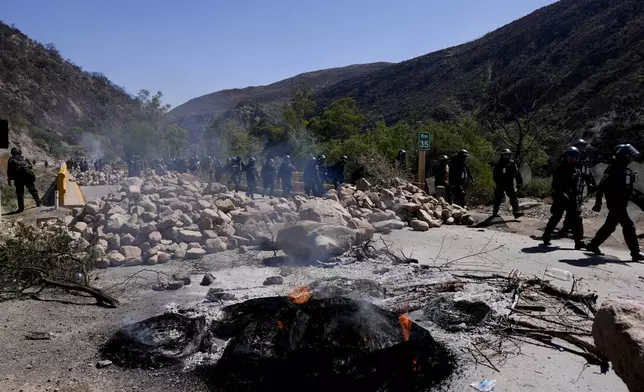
[470,379,496,391]
[545,267,573,282]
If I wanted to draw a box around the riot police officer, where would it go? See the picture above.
[214,159,223,183]
[542,147,587,249]
[316,154,327,196]
[449,150,473,207]
[7,147,41,212]
[328,155,348,189]
[395,150,407,171]
[278,155,296,197]
[245,157,260,198]
[303,157,319,197]
[492,149,524,219]
[261,158,277,198]
[587,144,644,261]
[231,157,243,192]
[433,155,450,201]
[558,139,597,237]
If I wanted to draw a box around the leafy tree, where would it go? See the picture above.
[309,98,365,142]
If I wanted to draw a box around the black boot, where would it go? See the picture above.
[632,252,644,262]
[514,212,525,219]
[586,243,604,255]
[574,241,588,251]
[542,234,551,246]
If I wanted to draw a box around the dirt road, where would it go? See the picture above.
[1,221,642,392]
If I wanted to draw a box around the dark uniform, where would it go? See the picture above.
[587,144,644,261]
[231,157,243,192]
[433,155,450,202]
[214,159,223,183]
[328,156,348,189]
[245,157,260,198]
[449,150,473,208]
[261,159,277,198]
[316,155,327,196]
[394,150,407,171]
[7,148,41,212]
[559,139,596,236]
[542,147,586,248]
[492,149,524,218]
[278,156,296,197]
[303,157,319,197]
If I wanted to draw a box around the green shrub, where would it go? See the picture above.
[520,177,552,199]
[1,185,18,213]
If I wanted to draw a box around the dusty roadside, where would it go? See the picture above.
[1,222,643,392]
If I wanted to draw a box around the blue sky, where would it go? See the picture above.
[3,0,557,108]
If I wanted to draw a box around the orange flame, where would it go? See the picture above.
[277,320,286,330]
[288,287,311,305]
[399,313,412,341]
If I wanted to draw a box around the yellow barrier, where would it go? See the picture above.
[57,164,67,207]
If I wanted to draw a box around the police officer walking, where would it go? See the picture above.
[542,147,587,249]
[492,149,524,219]
[231,157,243,193]
[433,155,450,202]
[586,144,644,261]
[395,150,407,171]
[316,154,327,196]
[7,147,41,213]
[261,158,277,198]
[245,157,260,198]
[278,155,296,197]
[328,155,348,189]
[558,139,596,237]
[449,150,473,207]
[303,157,319,197]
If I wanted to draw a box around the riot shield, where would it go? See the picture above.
[519,163,532,185]
[590,163,609,185]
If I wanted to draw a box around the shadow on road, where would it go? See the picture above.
[472,216,519,228]
[521,244,565,254]
[559,253,628,267]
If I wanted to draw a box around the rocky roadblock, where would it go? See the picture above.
[56,174,474,272]
[74,166,128,186]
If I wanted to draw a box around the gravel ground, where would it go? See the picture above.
[2,222,642,392]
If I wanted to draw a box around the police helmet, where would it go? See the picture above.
[10,147,21,157]
[500,148,512,158]
[317,154,326,161]
[398,150,407,156]
[284,154,291,160]
[340,155,348,161]
[249,157,256,163]
[439,155,448,161]
[572,139,588,149]
[269,158,275,163]
[616,144,641,159]
[564,146,580,158]
[457,149,470,157]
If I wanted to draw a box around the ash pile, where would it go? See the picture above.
[63,173,474,271]
[101,286,458,392]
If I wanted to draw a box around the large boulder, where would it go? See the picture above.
[593,299,644,392]
[215,199,236,213]
[299,199,351,227]
[179,229,203,243]
[105,213,129,233]
[276,221,358,263]
[372,219,405,233]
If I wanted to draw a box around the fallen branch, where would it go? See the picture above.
[41,278,119,308]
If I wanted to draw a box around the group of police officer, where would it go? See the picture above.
[540,140,644,262]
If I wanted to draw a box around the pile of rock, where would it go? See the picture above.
[336,178,474,233]
[75,167,127,186]
[63,173,472,268]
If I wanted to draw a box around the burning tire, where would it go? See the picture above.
[101,313,208,369]
[207,296,456,391]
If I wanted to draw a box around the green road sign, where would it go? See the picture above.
[418,132,431,151]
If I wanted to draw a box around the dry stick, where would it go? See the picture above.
[471,342,500,373]
[511,309,588,332]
